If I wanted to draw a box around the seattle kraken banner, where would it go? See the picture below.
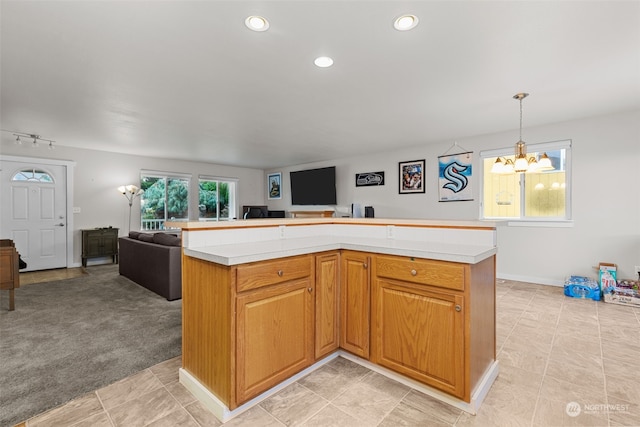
[438,152,473,202]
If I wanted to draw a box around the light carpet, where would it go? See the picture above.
[0,264,182,427]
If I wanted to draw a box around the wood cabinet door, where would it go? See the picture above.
[101,232,118,256]
[373,278,465,398]
[236,278,314,404]
[340,251,370,358]
[83,231,100,257]
[83,229,118,257]
[315,252,340,359]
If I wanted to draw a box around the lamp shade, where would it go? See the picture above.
[514,156,529,173]
[537,153,554,171]
[490,158,504,173]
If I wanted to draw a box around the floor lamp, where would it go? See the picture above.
[118,185,144,233]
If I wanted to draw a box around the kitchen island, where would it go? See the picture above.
[168,218,499,422]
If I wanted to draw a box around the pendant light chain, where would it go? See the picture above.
[514,92,528,143]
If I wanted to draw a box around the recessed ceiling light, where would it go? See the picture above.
[245,15,269,32]
[393,14,419,31]
[314,56,334,68]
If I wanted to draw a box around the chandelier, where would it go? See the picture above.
[491,93,553,174]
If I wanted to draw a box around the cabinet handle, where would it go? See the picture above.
[308,287,313,293]
[410,269,417,276]
[455,305,462,312]
[277,270,284,277]
[363,263,368,269]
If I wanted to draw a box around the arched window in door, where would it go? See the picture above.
[11,169,54,183]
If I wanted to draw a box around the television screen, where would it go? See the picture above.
[290,166,337,205]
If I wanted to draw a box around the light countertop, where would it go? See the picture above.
[167,217,501,231]
[184,235,496,266]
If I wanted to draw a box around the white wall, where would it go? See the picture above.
[0,143,265,266]
[266,110,640,284]
[2,110,638,283]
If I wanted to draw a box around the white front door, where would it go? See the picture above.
[0,161,68,271]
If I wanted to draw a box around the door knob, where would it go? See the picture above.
[55,223,65,227]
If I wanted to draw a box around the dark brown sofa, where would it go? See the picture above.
[118,231,182,300]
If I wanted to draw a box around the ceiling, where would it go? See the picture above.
[1,1,639,169]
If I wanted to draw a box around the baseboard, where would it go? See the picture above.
[338,352,499,415]
[180,350,499,422]
[179,353,339,423]
[497,273,564,287]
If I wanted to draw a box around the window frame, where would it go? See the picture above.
[198,175,238,222]
[139,170,192,230]
[479,139,572,223]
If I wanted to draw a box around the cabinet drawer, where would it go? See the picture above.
[236,255,313,292]
[375,255,465,291]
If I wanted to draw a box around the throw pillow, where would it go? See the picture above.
[129,231,142,239]
[138,233,155,243]
[153,232,181,247]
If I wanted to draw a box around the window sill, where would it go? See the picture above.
[506,220,574,228]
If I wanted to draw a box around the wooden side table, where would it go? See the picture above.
[0,239,20,311]
[81,228,119,267]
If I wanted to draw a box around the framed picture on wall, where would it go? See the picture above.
[355,171,385,187]
[438,152,473,202]
[267,172,282,200]
[399,159,425,194]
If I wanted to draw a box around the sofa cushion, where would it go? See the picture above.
[138,233,155,243]
[153,232,181,247]
[129,231,142,239]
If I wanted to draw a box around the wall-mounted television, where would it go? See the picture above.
[290,166,337,205]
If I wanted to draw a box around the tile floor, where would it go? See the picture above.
[18,280,640,427]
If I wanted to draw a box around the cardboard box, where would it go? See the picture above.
[598,263,617,292]
[603,279,640,307]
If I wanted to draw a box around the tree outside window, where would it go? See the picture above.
[140,174,189,230]
[199,177,236,221]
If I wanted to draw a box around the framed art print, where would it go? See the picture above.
[267,172,282,200]
[399,159,425,194]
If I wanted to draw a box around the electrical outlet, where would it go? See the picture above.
[387,225,395,239]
